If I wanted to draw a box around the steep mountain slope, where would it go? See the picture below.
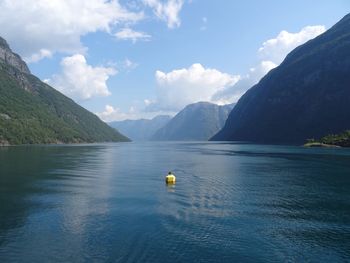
[0,37,129,145]
[212,14,350,144]
[109,115,171,141]
[152,102,234,141]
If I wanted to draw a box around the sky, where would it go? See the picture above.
[0,0,348,121]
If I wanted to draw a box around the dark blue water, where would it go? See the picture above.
[0,142,350,262]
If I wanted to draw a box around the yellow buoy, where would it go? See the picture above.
[165,172,176,184]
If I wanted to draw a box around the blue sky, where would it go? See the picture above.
[0,0,348,121]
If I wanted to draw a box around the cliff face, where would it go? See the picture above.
[0,37,30,74]
[212,14,350,144]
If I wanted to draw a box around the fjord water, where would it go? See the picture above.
[0,143,350,262]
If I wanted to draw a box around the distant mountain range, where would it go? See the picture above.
[109,115,171,141]
[0,36,129,145]
[3,14,349,146]
[152,102,234,141]
[212,14,350,144]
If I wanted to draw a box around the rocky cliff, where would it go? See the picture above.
[0,37,30,74]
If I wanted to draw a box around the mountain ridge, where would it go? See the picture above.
[0,36,129,145]
[212,14,350,144]
[152,102,234,141]
[0,37,30,74]
[109,115,171,141]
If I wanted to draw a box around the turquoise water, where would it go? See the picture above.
[0,142,350,262]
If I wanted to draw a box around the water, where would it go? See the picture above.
[0,142,350,262]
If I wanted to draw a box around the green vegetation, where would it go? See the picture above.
[305,131,350,147]
[0,61,129,145]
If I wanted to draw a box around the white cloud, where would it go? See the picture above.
[48,54,116,100]
[143,0,184,28]
[0,0,189,62]
[115,28,151,43]
[104,58,138,72]
[144,99,152,106]
[200,17,208,31]
[213,25,326,103]
[96,105,130,122]
[0,0,144,61]
[25,49,52,63]
[212,60,277,103]
[123,58,139,70]
[258,25,326,64]
[147,63,240,111]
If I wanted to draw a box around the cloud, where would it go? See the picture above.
[213,25,326,103]
[200,17,208,31]
[0,0,144,61]
[212,60,277,103]
[147,63,240,111]
[25,49,53,63]
[0,0,189,61]
[48,54,116,100]
[104,58,139,72]
[98,24,326,118]
[96,105,131,122]
[143,0,184,28]
[115,28,151,43]
[258,25,326,64]
[123,58,139,70]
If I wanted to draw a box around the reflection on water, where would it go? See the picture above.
[0,142,350,262]
[166,184,176,193]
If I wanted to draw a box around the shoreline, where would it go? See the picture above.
[0,140,131,147]
[303,142,341,148]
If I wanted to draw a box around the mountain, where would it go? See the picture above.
[212,14,350,144]
[109,115,171,141]
[152,102,235,141]
[0,36,129,145]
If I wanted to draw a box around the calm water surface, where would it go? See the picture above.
[0,142,350,262]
